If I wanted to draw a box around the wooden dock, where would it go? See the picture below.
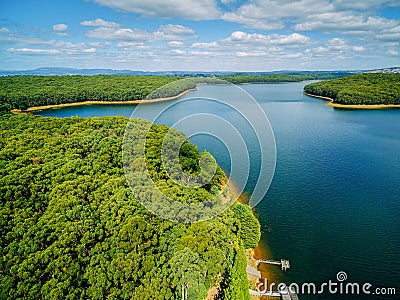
[280,287,299,300]
[249,289,299,299]
[249,289,281,297]
[249,257,298,299]
[256,259,291,271]
[246,266,261,278]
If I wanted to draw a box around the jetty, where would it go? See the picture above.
[256,259,290,271]
[249,288,299,299]
[248,257,298,299]
[246,266,261,278]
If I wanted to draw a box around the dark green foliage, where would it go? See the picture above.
[232,204,261,249]
[0,114,255,299]
[145,79,196,100]
[143,123,226,205]
[220,72,347,84]
[304,73,400,105]
[0,74,349,112]
[0,103,9,115]
[217,244,250,300]
[0,75,195,110]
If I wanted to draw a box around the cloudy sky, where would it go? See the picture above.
[1,0,399,71]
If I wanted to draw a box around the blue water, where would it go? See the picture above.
[36,82,400,299]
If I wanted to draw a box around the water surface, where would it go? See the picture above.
[36,82,400,299]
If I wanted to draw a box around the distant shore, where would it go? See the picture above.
[11,88,196,114]
[304,92,400,110]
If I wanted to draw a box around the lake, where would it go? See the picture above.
[36,82,400,299]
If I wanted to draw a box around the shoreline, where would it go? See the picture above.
[304,92,400,110]
[227,179,273,292]
[10,88,196,114]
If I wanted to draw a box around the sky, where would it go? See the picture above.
[0,0,399,71]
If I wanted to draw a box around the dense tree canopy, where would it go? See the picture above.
[0,73,349,112]
[219,72,347,84]
[0,113,258,299]
[0,76,196,110]
[232,204,261,249]
[304,73,400,105]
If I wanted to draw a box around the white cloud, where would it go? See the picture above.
[170,49,216,57]
[236,51,266,57]
[377,26,400,41]
[89,42,112,48]
[168,41,184,47]
[332,0,400,10]
[171,49,186,55]
[188,31,311,61]
[220,0,236,4]
[0,27,10,33]
[53,24,68,32]
[303,37,367,61]
[225,31,310,46]
[191,41,219,49]
[80,19,119,28]
[116,41,150,50]
[85,27,150,41]
[386,49,398,55]
[153,24,196,41]
[295,13,398,33]
[221,0,332,30]
[49,40,100,54]
[92,0,221,20]
[52,24,68,36]
[352,46,366,52]
[7,48,60,54]
[84,23,196,42]
[326,38,348,50]
[6,40,103,56]
[221,12,284,30]
[270,33,310,45]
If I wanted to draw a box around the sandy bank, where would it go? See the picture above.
[304,92,400,110]
[11,88,196,114]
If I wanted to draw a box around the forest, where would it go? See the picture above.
[219,72,347,84]
[0,73,349,112]
[0,112,260,299]
[303,73,400,105]
[0,75,196,111]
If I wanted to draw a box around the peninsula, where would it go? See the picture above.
[304,73,400,109]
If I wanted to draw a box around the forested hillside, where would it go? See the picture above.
[0,114,260,299]
[0,76,195,110]
[304,73,400,105]
[219,72,346,84]
[0,73,349,112]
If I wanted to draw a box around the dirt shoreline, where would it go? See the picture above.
[11,88,196,114]
[227,179,273,295]
[304,92,400,110]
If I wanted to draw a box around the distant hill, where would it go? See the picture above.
[366,67,400,74]
[0,67,176,76]
[0,67,356,77]
[0,67,239,77]
[1,67,398,77]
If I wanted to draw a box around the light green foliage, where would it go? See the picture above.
[163,248,207,300]
[232,204,261,249]
[218,244,250,300]
[0,113,255,299]
[304,73,400,105]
